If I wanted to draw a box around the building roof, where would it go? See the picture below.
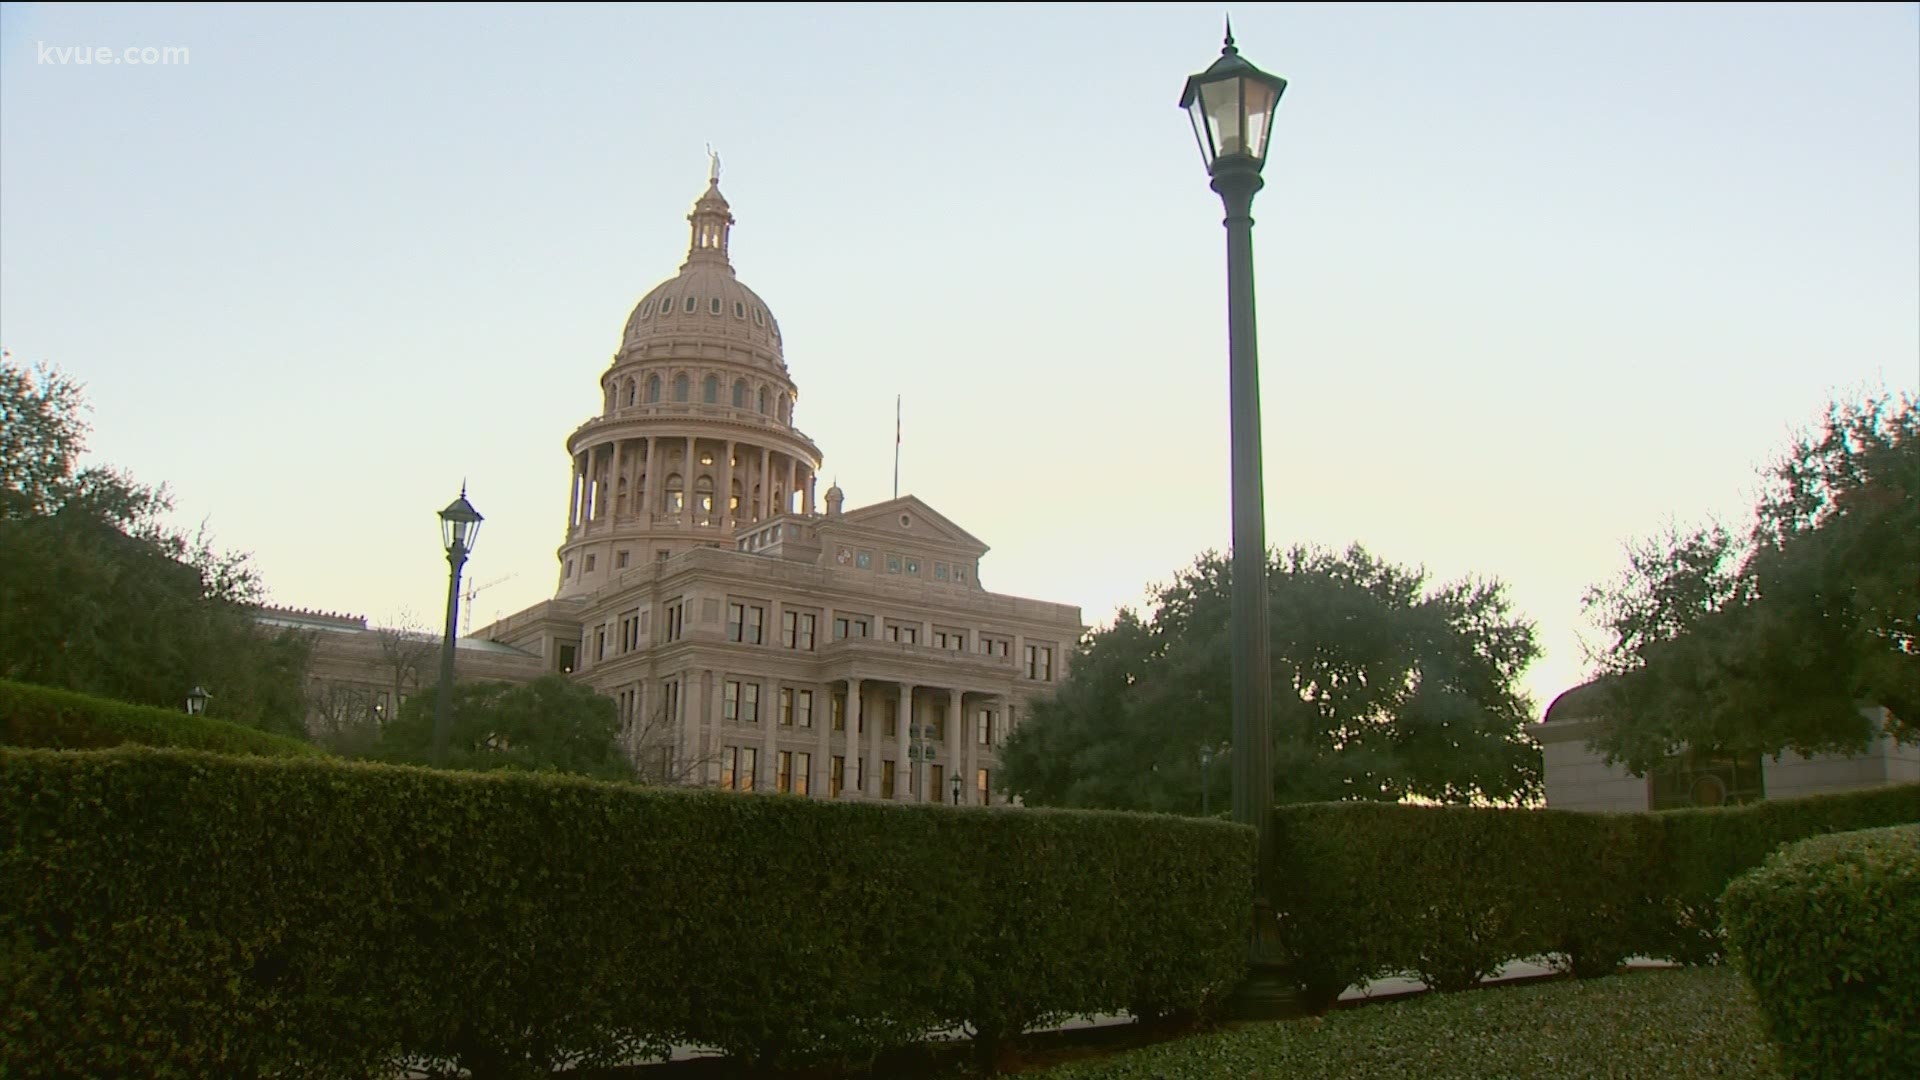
[1542,676,1617,723]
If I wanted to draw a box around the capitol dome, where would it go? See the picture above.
[618,177,785,367]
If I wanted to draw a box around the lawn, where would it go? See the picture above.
[1028,967,1782,1079]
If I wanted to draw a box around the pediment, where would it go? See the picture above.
[837,495,988,554]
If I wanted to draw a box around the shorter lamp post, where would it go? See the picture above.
[185,685,209,717]
[432,487,484,767]
[950,774,963,805]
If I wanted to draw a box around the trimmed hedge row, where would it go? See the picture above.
[1268,783,1920,1005]
[1,747,1252,1079]
[1722,824,1920,1079]
[0,678,321,758]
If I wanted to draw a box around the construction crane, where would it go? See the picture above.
[462,572,518,636]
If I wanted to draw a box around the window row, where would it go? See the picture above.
[832,545,972,585]
[638,294,770,328]
[605,372,792,423]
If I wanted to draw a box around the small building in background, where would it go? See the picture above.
[1531,678,1918,812]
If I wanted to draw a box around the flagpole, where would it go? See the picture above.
[893,394,901,500]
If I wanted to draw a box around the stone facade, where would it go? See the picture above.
[1531,680,1916,813]
[321,172,1086,803]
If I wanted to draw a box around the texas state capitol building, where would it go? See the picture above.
[468,174,1083,805]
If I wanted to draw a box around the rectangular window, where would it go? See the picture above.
[742,682,760,723]
[797,689,813,729]
[664,600,685,643]
[887,623,918,645]
[778,750,793,793]
[882,759,896,799]
[832,693,847,731]
[723,680,739,722]
[721,746,737,790]
[585,554,596,572]
[782,611,798,648]
[595,626,607,661]
[794,751,810,796]
[977,768,990,806]
[834,616,869,640]
[976,708,994,745]
[1025,644,1054,681]
[934,630,966,651]
[830,754,845,798]
[728,602,766,643]
[798,613,815,650]
[739,747,757,791]
[779,686,795,727]
[616,549,630,569]
[557,643,576,673]
[664,679,681,725]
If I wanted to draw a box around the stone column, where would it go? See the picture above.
[786,458,798,517]
[706,669,724,787]
[681,670,703,786]
[761,678,778,792]
[568,456,583,531]
[897,683,916,802]
[946,689,963,806]
[814,682,830,799]
[850,677,867,797]
[643,436,659,520]
[965,698,985,805]
[684,436,697,524]
[759,446,773,520]
[719,439,736,531]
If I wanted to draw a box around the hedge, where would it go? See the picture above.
[0,678,321,759]
[0,747,1252,1079]
[1722,824,1920,1079]
[1268,783,1920,1005]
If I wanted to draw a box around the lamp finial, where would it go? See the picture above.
[1223,14,1237,54]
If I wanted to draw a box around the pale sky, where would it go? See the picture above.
[3,2,1916,714]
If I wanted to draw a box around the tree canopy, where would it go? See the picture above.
[999,544,1543,813]
[0,355,307,736]
[375,675,635,782]
[1582,394,1918,773]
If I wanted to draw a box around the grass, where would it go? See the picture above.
[1028,967,1783,1079]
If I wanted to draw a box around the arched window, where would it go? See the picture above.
[777,394,791,423]
[684,296,697,314]
[673,374,689,402]
[757,387,769,414]
[624,379,636,407]
[732,380,748,408]
[647,375,661,403]
[702,375,719,404]
[658,298,672,316]
[695,476,715,525]
[664,474,684,515]
[710,298,723,315]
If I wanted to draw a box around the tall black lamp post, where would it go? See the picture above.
[950,774,963,806]
[1181,22,1285,865]
[433,487,483,767]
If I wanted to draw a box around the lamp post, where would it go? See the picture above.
[1184,24,1295,1018]
[1181,21,1285,865]
[433,487,484,767]
[185,685,209,717]
[950,774,963,805]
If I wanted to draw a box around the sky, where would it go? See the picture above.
[3,2,1916,714]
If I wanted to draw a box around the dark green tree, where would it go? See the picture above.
[1583,394,1918,773]
[999,544,1543,812]
[0,355,308,736]
[375,675,636,781]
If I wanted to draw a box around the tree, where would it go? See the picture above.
[1583,394,1918,773]
[0,355,309,736]
[999,544,1543,812]
[375,675,636,781]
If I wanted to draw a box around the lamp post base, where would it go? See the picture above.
[1224,898,1304,1021]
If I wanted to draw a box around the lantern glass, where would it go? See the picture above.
[1181,39,1287,173]
[438,493,483,555]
